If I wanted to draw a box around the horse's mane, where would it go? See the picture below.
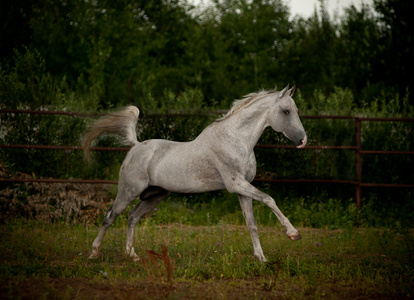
[216,87,278,122]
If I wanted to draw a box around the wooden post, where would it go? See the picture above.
[355,118,362,208]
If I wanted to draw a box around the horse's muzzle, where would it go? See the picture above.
[297,135,307,149]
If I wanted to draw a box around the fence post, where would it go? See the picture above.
[355,118,362,208]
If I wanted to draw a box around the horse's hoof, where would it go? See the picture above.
[287,233,302,241]
[131,254,140,262]
[254,253,268,262]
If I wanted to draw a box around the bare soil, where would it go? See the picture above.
[0,277,400,300]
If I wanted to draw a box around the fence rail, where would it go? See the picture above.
[1,108,413,208]
[1,143,413,155]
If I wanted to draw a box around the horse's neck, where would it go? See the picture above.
[221,106,269,151]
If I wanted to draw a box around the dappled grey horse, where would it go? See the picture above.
[83,85,307,262]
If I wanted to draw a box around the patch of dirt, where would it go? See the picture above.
[0,162,114,224]
[0,277,400,300]
[0,278,265,300]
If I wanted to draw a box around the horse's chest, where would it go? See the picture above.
[227,150,257,181]
[245,152,257,181]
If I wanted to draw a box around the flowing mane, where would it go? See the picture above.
[216,87,278,122]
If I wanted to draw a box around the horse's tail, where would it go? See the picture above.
[82,106,140,162]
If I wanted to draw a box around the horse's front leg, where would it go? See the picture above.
[228,174,301,241]
[238,195,267,262]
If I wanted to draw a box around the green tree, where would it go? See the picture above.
[339,4,381,105]
[0,0,35,62]
[195,0,292,104]
[27,0,199,109]
[283,1,340,101]
[373,0,413,104]
[1,0,412,109]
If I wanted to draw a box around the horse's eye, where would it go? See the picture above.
[283,110,290,115]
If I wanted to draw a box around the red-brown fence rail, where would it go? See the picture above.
[1,109,413,208]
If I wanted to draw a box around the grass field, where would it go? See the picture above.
[0,218,413,299]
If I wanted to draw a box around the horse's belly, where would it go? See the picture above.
[169,180,226,193]
[150,161,225,193]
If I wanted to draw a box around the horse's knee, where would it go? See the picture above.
[101,209,111,224]
[127,212,140,227]
[102,208,119,227]
[262,196,277,207]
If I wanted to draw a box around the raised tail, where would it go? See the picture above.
[82,106,140,162]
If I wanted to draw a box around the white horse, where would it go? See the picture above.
[83,85,307,262]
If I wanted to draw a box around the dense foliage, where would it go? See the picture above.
[0,0,412,109]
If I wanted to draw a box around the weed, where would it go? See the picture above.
[140,244,174,289]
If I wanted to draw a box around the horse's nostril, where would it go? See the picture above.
[297,136,307,149]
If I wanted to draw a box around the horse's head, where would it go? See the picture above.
[268,85,307,149]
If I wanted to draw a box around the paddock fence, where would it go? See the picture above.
[1,109,413,208]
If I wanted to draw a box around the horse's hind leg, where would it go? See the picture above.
[89,187,142,259]
[126,188,170,261]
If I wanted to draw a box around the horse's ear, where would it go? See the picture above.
[288,85,296,97]
[280,84,290,97]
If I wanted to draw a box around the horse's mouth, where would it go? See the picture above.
[296,135,307,149]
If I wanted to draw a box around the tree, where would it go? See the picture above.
[282,1,340,100]
[373,0,413,103]
[339,4,381,105]
[198,0,291,103]
[0,0,35,62]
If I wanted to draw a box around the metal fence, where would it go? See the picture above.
[1,109,413,208]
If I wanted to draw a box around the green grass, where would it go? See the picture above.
[0,218,413,299]
[109,192,411,231]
